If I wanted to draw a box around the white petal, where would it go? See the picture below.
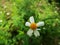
[29,16,34,23]
[25,22,30,27]
[34,30,40,37]
[36,28,41,30]
[27,29,33,37]
[37,22,44,27]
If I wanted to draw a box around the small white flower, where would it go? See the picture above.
[0,20,2,22]
[25,16,44,37]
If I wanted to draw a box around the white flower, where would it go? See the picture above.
[25,16,44,37]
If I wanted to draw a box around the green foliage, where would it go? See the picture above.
[0,0,60,45]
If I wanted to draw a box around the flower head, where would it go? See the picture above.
[25,16,44,37]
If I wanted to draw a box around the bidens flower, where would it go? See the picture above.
[25,16,44,37]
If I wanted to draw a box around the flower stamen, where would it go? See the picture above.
[30,23,37,30]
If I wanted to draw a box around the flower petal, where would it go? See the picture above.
[37,22,44,27]
[34,30,40,37]
[29,16,34,23]
[27,29,33,37]
[36,28,41,30]
[25,22,30,27]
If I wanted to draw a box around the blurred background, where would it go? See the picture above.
[0,0,60,45]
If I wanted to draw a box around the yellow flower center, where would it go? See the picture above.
[30,23,37,30]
